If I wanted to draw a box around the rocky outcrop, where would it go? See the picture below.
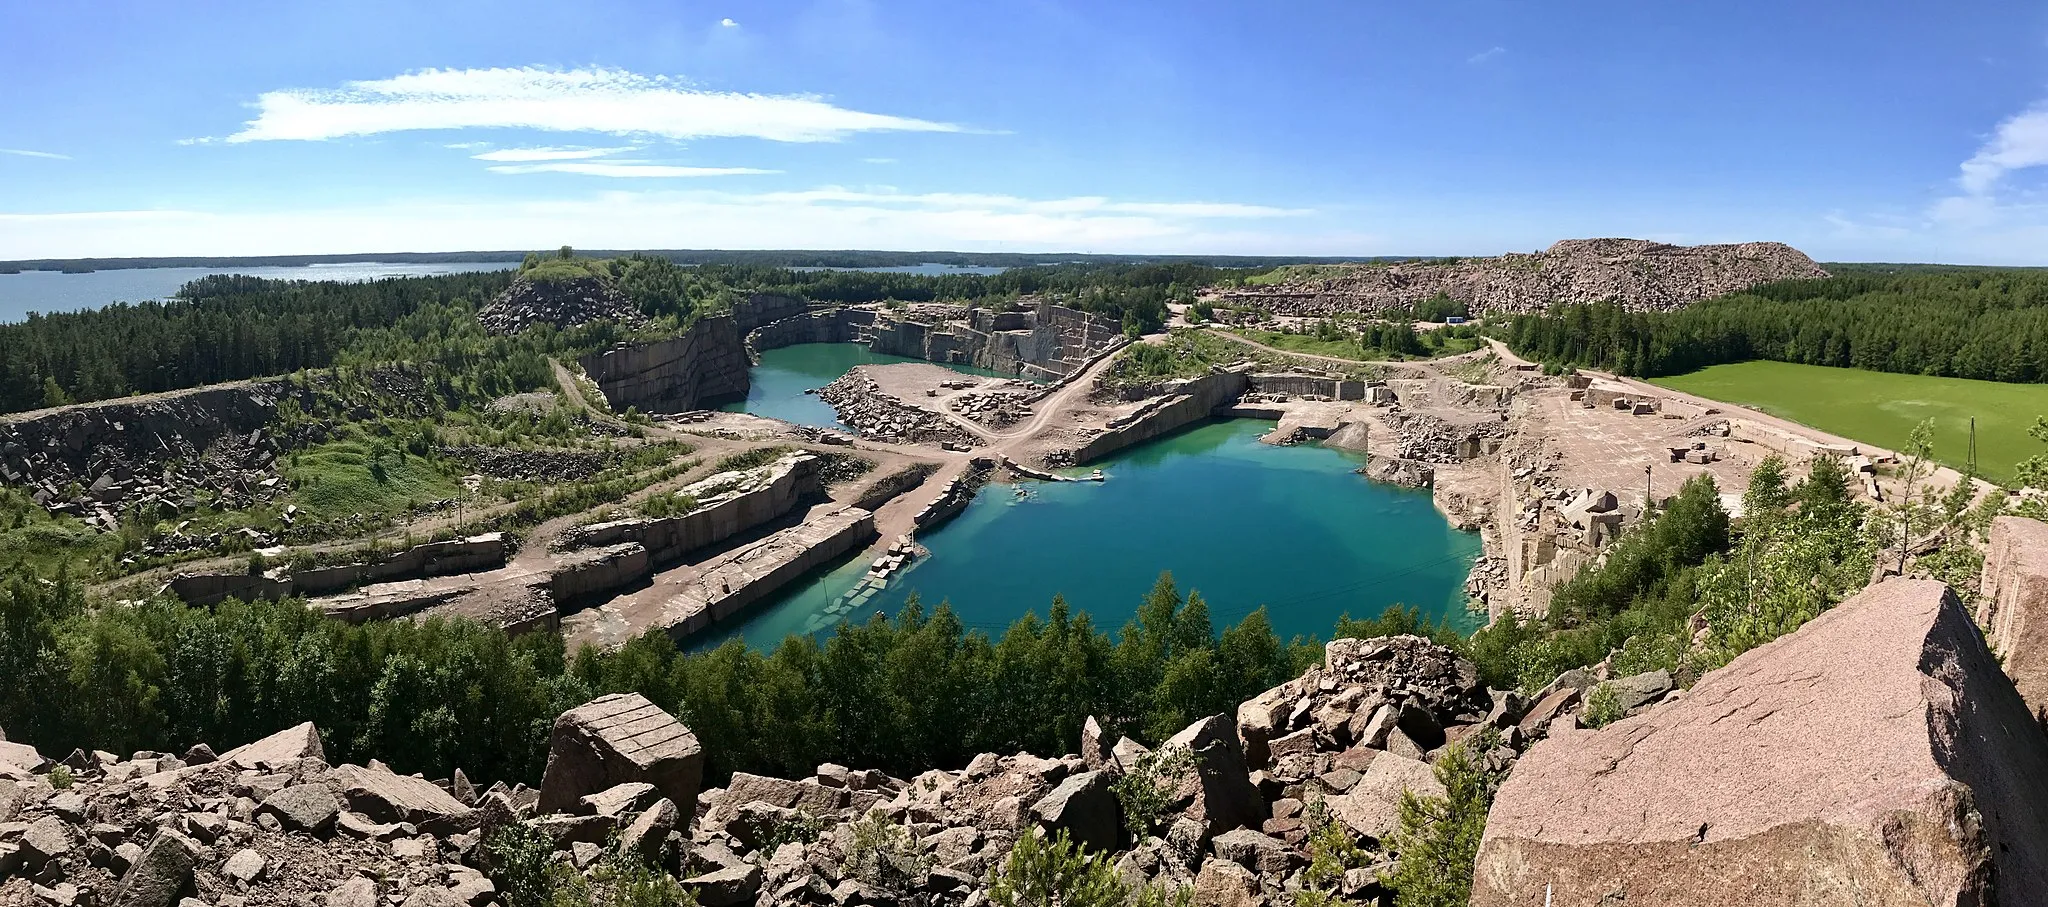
[1220,238,1828,316]
[1980,514,2048,728]
[561,505,877,649]
[577,316,748,413]
[478,274,646,336]
[1060,368,1251,465]
[165,533,509,607]
[1472,579,2048,906]
[538,693,704,824]
[558,453,823,566]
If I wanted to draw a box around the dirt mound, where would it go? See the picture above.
[1220,238,1828,316]
[478,274,647,336]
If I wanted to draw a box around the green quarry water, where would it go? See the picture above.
[697,408,1484,650]
[719,343,1017,430]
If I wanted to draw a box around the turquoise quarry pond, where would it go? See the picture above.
[705,345,1483,649]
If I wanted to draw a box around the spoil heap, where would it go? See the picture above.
[1220,238,1828,316]
[478,274,647,336]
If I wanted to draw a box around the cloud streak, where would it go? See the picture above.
[484,162,778,178]
[471,146,637,162]
[0,189,1329,258]
[221,66,968,144]
[1957,102,2048,196]
[1467,46,1506,65]
[1,149,70,160]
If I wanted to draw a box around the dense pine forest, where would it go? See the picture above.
[0,568,1368,785]
[1503,268,2048,381]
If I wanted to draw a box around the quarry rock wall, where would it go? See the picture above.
[578,315,749,413]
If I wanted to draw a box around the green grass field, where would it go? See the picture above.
[1650,361,2048,485]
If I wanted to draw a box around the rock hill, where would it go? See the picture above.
[478,275,647,336]
[1218,238,1829,316]
[1473,578,2048,906]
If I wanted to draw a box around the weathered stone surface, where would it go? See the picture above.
[1031,770,1119,854]
[219,723,324,771]
[538,693,704,824]
[1473,579,2048,906]
[683,864,762,907]
[1211,828,1298,875]
[620,797,677,864]
[220,848,265,885]
[0,739,44,772]
[20,817,75,864]
[398,886,461,907]
[1326,752,1442,843]
[325,878,380,907]
[1599,669,1673,714]
[1191,857,1262,907]
[332,764,478,835]
[1080,716,1111,772]
[112,831,199,907]
[580,781,659,818]
[1164,714,1266,840]
[1980,514,2048,727]
[258,784,340,835]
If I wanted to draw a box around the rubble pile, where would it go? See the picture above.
[478,275,648,336]
[3,638,1598,907]
[816,370,980,447]
[945,391,1033,430]
[1216,238,1828,317]
[0,386,290,531]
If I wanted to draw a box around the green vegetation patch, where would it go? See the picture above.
[1650,360,2048,484]
[1226,328,1370,360]
[284,440,463,521]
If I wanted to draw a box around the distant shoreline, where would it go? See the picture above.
[0,249,1383,273]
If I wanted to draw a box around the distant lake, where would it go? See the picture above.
[0,261,518,323]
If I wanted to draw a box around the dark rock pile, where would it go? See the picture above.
[0,385,291,530]
[816,370,980,447]
[437,446,631,483]
[945,391,1032,430]
[478,276,648,336]
[1219,238,1829,316]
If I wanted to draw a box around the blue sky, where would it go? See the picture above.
[5,0,2048,262]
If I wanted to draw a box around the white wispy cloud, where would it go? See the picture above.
[443,141,493,150]
[720,17,738,27]
[1467,46,1506,65]
[862,157,897,164]
[1,148,70,160]
[0,189,1333,258]
[1956,102,2048,196]
[471,146,636,162]
[484,162,778,178]
[220,66,967,144]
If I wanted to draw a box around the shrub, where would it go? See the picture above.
[841,810,930,892]
[989,829,1128,907]
[484,821,559,907]
[48,765,73,790]
[1296,798,1371,907]
[1380,740,1500,907]
[1580,682,1624,729]
[1111,744,1194,840]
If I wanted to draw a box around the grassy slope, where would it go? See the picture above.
[1650,360,2048,484]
